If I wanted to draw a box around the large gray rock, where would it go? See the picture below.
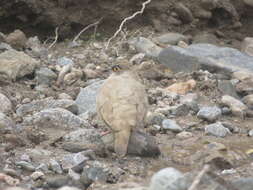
[75,80,104,114]
[158,43,253,75]
[0,50,39,80]
[24,108,88,129]
[16,98,78,116]
[128,37,162,58]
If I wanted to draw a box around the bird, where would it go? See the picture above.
[96,61,148,157]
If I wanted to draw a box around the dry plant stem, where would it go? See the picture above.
[188,164,210,190]
[48,26,59,49]
[72,19,102,43]
[105,0,152,49]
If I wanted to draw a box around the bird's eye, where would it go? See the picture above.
[112,65,121,72]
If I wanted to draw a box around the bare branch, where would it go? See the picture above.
[105,0,152,49]
[48,27,59,49]
[72,18,102,43]
[188,165,210,190]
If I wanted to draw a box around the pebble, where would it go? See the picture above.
[243,94,253,109]
[149,167,185,190]
[30,171,44,180]
[46,175,69,188]
[15,161,35,172]
[20,154,31,162]
[146,112,165,126]
[68,169,80,181]
[58,187,81,190]
[0,112,16,133]
[174,3,194,24]
[169,104,190,116]
[176,131,193,140]
[36,163,49,172]
[154,32,188,45]
[221,95,247,118]
[49,159,63,174]
[35,67,57,86]
[58,93,73,100]
[205,122,231,137]
[162,119,183,132]
[56,57,74,66]
[197,106,222,122]
[61,152,89,171]
[221,107,231,115]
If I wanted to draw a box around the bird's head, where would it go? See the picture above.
[111,60,132,74]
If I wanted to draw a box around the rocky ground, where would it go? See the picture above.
[1,1,253,190]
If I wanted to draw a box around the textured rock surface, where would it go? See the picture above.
[0,50,39,80]
[158,44,253,75]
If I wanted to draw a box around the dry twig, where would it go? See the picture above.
[105,0,152,49]
[188,165,210,190]
[72,18,102,43]
[48,26,59,49]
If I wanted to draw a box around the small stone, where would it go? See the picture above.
[58,187,81,190]
[68,169,81,181]
[30,171,44,180]
[167,80,196,95]
[16,161,35,172]
[20,154,31,162]
[197,106,222,122]
[193,32,219,45]
[236,79,253,95]
[174,3,194,24]
[5,29,27,50]
[58,93,73,100]
[221,122,240,133]
[35,67,57,86]
[169,104,190,116]
[81,166,107,183]
[176,131,193,140]
[146,112,165,126]
[36,163,49,172]
[22,98,31,104]
[221,107,231,115]
[162,119,183,132]
[205,123,231,137]
[248,129,253,137]
[154,32,188,46]
[61,152,89,171]
[0,93,12,113]
[83,69,99,79]
[46,176,69,188]
[149,167,185,190]
[130,53,145,64]
[221,95,248,118]
[128,37,162,58]
[49,159,63,174]
[180,93,199,112]
[56,57,74,66]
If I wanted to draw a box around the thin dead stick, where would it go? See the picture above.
[48,26,59,49]
[105,0,152,49]
[72,18,102,43]
[188,164,210,190]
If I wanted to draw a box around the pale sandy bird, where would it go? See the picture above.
[96,61,148,157]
